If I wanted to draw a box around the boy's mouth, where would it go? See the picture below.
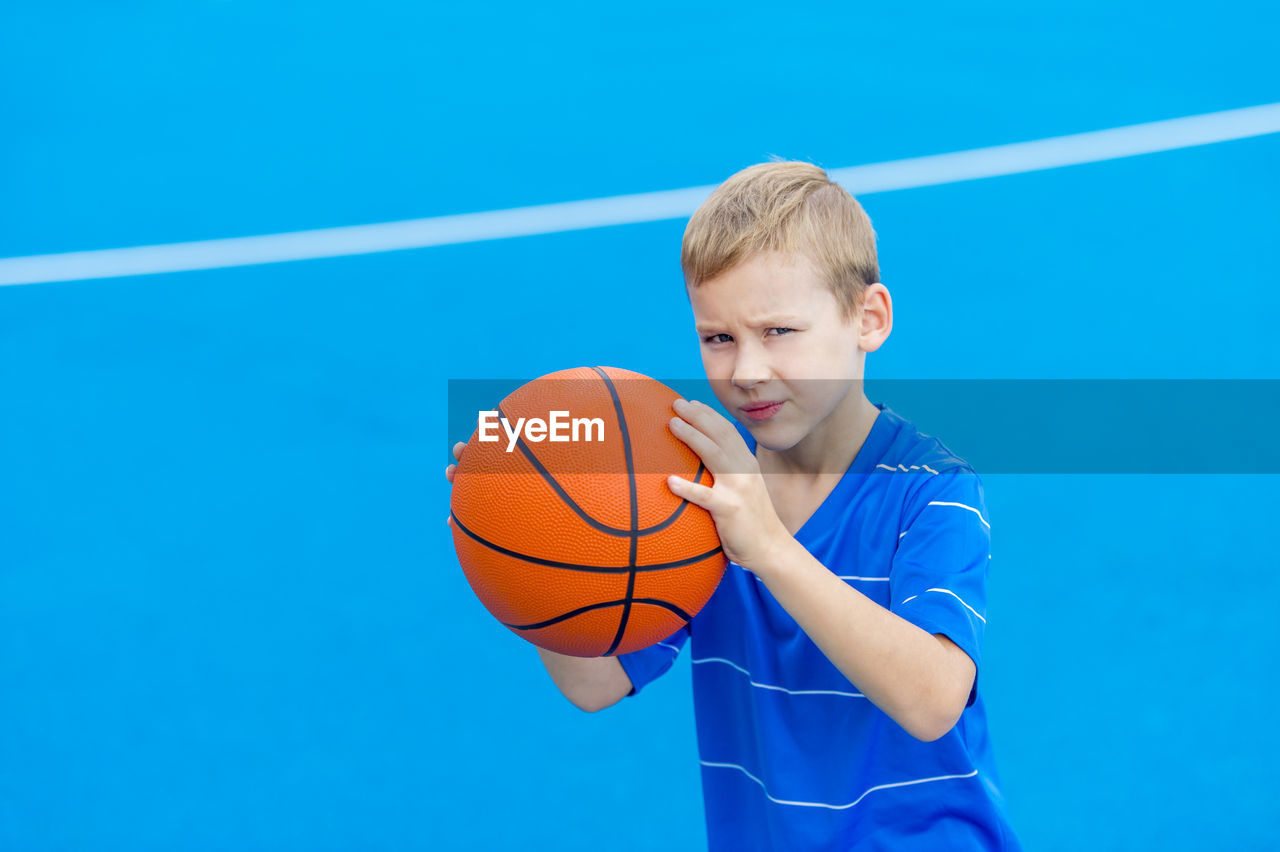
[741,401,784,421]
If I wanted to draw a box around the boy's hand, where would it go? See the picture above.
[445,441,465,525]
[665,398,790,573]
[445,441,465,484]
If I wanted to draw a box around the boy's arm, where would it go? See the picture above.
[753,535,976,742]
[536,647,634,713]
[662,402,977,740]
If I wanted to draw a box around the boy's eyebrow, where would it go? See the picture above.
[695,315,804,333]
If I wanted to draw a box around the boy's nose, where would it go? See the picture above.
[731,349,771,390]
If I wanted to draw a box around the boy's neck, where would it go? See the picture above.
[756,390,880,478]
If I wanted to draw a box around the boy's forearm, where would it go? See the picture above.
[752,535,970,742]
[535,646,633,713]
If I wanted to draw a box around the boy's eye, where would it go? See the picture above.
[701,328,795,344]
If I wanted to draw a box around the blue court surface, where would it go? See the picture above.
[2,2,1278,849]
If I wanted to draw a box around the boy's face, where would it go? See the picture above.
[689,251,870,452]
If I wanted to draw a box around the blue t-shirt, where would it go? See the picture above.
[617,405,1022,851]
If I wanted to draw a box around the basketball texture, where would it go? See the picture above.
[449,366,728,657]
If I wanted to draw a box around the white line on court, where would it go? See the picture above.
[2,102,1277,287]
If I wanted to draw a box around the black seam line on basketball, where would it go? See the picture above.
[637,460,708,534]
[495,404,704,537]
[501,598,694,632]
[450,510,723,572]
[595,367,639,657]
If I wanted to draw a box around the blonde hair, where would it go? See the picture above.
[681,160,879,321]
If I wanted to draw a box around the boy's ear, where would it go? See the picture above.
[858,283,892,353]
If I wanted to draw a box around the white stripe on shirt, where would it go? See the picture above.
[700,760,980,810]
[926,500,991,528]
[900,588,988,623]
[876,463,940,474]
[692,656,866,698]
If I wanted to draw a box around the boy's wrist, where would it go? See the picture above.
[748,529,799,584]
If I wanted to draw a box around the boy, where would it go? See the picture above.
[447,161,1021,850]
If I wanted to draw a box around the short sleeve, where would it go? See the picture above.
[889,469,991,709]
[616,623,689,697]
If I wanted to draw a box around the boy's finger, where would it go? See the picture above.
[445,464,456,482]
[669,415,729,474]
[677,399,738,446]
[452,441,466,461]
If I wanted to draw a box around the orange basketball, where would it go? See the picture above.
[449,366,728,657]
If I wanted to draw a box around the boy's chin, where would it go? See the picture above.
[744,421,803,452]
